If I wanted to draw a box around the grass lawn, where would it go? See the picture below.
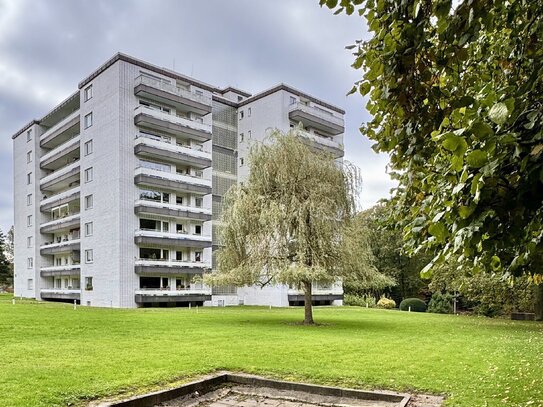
[0,294,541,407]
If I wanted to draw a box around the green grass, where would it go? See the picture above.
[0,295,541,407]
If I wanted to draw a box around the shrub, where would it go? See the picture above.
[376,296,396,309]
[427,292,453,314]
[399,297,427,312]
[344,294,376,307]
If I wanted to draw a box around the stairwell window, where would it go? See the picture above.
[85,249,93,263]
[84,112,93,129]
[27,151,32,163]
[248,107,252,117]
[84,194,93,210]
[84,85,93,102]
[84,167,93,183]
[27,279,33,290]
[27,215,32,227]
[27,236,33,248]
[27,194,32,206]
[84,139,93,156]
[26,129,32,142]
[27,172,32,185]
[85,222,93,237]
[290,96,297,105]
[85,277,93,291]
[239,110,244,120]
[27,257,33,269]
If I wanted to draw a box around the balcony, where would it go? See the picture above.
[40,110,80,149]
[135,258,210,275]
[134,135,212,168]
[289,103,344,135]
[40,238,81,255]
[134,229,211,249]
[287,282,343,303]
[40,265,80,277]
[135,288,211,304]
[134,167,212,195]
[295,130,344,159]
[40,213,81,234]
[40,289,81,301]
[134,105,212,142]
[40,186,80,212]
[134,75,212,115]
[40,135,80,170]
[134,199,211,221]
[40,160,80,192]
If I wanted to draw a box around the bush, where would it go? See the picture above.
[399,297,427,312]
[376,296,396,309]
[427,292,453,314]
[344,294,376,307]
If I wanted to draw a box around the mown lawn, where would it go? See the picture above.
[0,294,541,407]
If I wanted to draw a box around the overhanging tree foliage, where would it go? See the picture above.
[0,228,12,286]
[321,0,543,318]
[207,130,386,324]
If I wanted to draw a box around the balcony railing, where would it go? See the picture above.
[135,199,211,216]
[134,105,211,134]
[40,265,81,272]
[135,134,212,160]
[295,130,343,151]
[40,238,81,250]
[135,288,210,296]
[289,102,344,127]
[40,213,81,229]
[135,75,212,107]
[39,110,80,143]
[135,229,211,242]
[135,258,210,268]
[135,167,211,188]
[40,186,80,207]
[40,160,80,186]
[40,135,80,164]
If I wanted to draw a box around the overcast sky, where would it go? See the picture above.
[0,0,395,233]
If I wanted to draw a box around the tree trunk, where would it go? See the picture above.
[535,284,543,321]
[303,280,314,325]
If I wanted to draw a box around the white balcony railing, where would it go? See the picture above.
[40,213,80,230]
[289,102,344,127]
[40,135,80,164]
[135,199,211,216]
[288,282,343,296]
[41,289,81,295]
[39,110,80,143]
[295,130,344,151]
[40,265,81,272]
[135,135,211,161]
[40,238,81,250]
[134,105,211,134]
[135,258,211,269]
[135,166,211,188]
[40,160,80,186]
[135,75,212,106]
[135,229,211,242]
[40,186,80,207]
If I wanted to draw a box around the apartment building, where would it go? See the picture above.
[12,53,345,308]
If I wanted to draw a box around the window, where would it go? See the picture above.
[85,222,93,237]
[239,110,244,120]
[237,95,243,102]
[248,130,252,139]
[84,194,93,210]
[84,85,93,101]
[27,172,32,185]
[27,194,32,206]
[195,225,202,235]
[248,107,252,117]
[26,129,32,142]
[27,215,32,227]
[85,249,93,263]
[27,257,33,269]
[27,236,33,248]
[195,197,203,208]
[176,195,183,205]
[195,89,203,96]
[27,151,32,163]
[55,279,61,289]
[240,158,244,166]
[289,96,296,105]
[240,133,244,143]
[85,277,93,291]
[84,112,93,129]
[84,167,93,183]
[84,139,93,156]
[27,279,33,290]
[195,251,202,262]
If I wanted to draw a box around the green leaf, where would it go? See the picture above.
[488,102,511,125]
[470,121,494,139]
[466,150,487,168]
[428,222,448,242]
[442,133,461,151]
[458,205,475,219]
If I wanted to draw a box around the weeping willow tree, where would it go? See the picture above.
[206,129,388,324]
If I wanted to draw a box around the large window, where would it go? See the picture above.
[139,189,169,203]
[139,159,170,173]
[139,276,161,289]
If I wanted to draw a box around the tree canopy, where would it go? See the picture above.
[321,0,543,290]
[207,130,386,324]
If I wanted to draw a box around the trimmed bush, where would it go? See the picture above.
[427,292,453,314]
[399,298,427,312]
[344,294,376,307]
[376,296,396,309]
